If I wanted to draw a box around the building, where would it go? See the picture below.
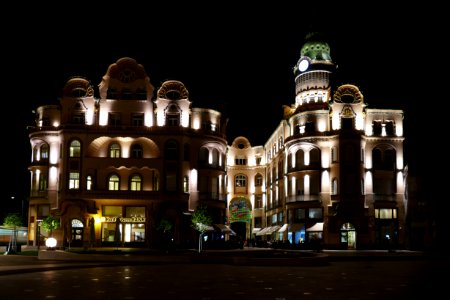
[28,57,228,249]
[227,33,406,250]
[27,33,407,250]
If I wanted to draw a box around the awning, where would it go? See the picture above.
[266,225,281,234]
[214,224,236,235]
[252,228,261,234]
[256,227,270,236]
[205,225,215,233]
[196,223,215,233]
[306,222,324,232]
[278,224,288,233]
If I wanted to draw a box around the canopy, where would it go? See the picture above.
[278,224,288,233]
[306,222,324,232]
[214,224,236,235]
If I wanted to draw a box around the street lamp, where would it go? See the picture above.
[45,237,57,250]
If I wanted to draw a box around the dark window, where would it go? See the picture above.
[131,144,143,159]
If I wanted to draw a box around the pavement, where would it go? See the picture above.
[0,247,433,276]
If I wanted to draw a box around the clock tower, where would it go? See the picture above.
[293,32,335,110]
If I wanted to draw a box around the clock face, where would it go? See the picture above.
[298,59,309,72]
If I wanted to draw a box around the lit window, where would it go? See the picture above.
[108,174,120,191]
[109,143,121,158]
[86,176,92,191]
[235,174,246,187]
[130,175,142,191]
[40,144,49,160]
[70,140,81,157]
[183,176,189,192]
[69,172,80,189]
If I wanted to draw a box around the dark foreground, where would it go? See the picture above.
[0,259,446,300]
[0,248,447,299]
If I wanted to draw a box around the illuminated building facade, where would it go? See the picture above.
[27,33,406,250]
[229,33,406,249]
[28,57,228,248]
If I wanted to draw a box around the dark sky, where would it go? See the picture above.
[3,4,439,217]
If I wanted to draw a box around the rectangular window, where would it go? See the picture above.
[86,176,92,191]
[69,172,80,189]
[39,173,48,191]
[38,205,50,219]
[235,175,246,187]
[72,113,85,124]
[130,180,141,191]
[132,114,144,127]
[375,208,397,219]
[183,176,189,193]
[254,217,262,228]
[254,195,263,209]
[167,114,179,126]
[166,172,176,192]
[296,208,306,220]
[108,113,121,126]
[271,214,277,225]
[125,207,145,217]
[235,158,247,165]
[109,180,119,191]
[308,208,323,219]
[103,206,123,217]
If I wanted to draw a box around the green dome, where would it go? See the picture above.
[300,32,332,61]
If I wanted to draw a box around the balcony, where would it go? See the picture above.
[286,194,320,203]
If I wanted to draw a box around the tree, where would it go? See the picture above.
[3,213,23,254]
[41,215,60,237]
[191,204,212,253]
[157,219,174,253]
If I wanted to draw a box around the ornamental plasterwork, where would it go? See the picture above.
[157,80,189,100]
[333,84,363,104]
[341,105,355,118]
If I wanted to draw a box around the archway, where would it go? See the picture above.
[228,197,252,241]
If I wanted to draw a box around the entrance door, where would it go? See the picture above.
[70,219,84,247]
[340,222,356,249]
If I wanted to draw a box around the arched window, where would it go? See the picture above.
[109,143,121,158]
[130,174,142,191]
[296,149,304,169]
[384,149,396,170]
[331,178,338,195]
[331,147,338,162]
[199,147,208,164]
[70,140,81,157]
[108,174,120,191]
[33,147,39,162]
[40,144,49,160]
[372,148,383,169]
[211,148,219,167]
[130,144,143,159]
[86,175,92,191]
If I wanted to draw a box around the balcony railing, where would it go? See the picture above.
[286,194,320,203]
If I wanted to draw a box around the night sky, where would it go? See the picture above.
[2,4,440,221]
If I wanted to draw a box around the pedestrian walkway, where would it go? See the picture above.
[0,247,430,276]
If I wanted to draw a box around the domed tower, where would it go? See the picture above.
[293,32,335,113]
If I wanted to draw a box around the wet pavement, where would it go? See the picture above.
[0,247,432,275]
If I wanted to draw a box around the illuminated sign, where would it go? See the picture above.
[104,217,146,223]
[229,197,252,223]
